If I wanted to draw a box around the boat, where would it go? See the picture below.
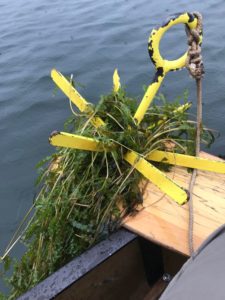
[12,11,225,300]
[17,151,225,300]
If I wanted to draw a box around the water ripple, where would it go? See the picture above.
[0,0,225,292]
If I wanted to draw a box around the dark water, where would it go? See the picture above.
[0,0,225,292]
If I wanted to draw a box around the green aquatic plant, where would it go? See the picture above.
[0,88,214,299]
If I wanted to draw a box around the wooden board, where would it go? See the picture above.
[123,152,225,256]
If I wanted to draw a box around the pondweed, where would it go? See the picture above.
[0,88,214,299]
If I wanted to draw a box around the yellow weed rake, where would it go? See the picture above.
[49,12,225,205]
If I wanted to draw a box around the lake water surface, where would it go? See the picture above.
[0,0,225,292]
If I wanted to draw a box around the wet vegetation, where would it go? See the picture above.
[0,88,214,299]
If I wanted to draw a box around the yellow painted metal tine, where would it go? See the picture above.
[147,150,225,174]
[173,102,192,114]
[89,114,105,129]
[134,75,164,125]
[51,69,90,112]
[124,151,188,205]
[51,69,105,128]
[148,102,192,130]
[134,77,191,127]
[49,131,109,152]
[113,69,121,92]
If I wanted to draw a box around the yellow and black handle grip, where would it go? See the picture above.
[134,12,203,124]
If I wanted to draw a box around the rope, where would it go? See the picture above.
[185,12,204,256]
[186,12,204,80]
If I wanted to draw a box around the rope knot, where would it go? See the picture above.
[186,12,204,80]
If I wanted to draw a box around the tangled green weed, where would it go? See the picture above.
[0,87,214,299]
